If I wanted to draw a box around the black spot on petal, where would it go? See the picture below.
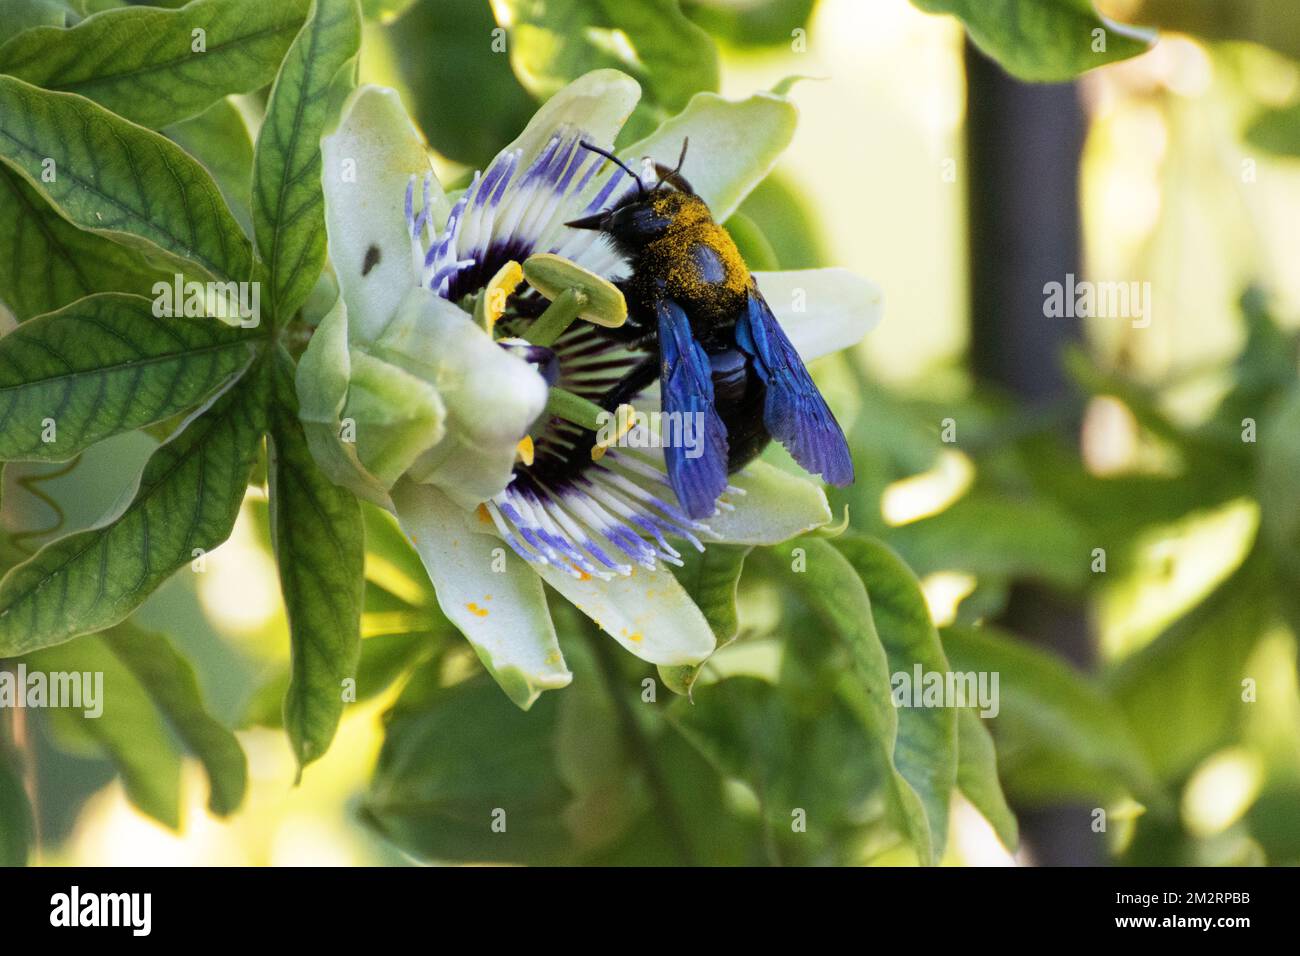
[361,244,381,277]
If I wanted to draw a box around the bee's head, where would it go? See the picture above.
[564,140,699,250]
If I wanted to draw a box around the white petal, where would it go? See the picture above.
[321,85,443,343]
[503,69,641,166]
[755,268,884,361]
[371,288,548,509]
[621,90,798,221]
[392,480,571,709]
[708,461,832,545]
[535,561,715,667]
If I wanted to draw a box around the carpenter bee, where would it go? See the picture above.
[564,140,853,520]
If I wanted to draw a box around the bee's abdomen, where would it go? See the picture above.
[709,347,770,472]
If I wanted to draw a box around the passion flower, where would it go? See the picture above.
[297,70,881,707]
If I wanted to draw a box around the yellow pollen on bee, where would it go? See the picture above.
[516,435,535,466]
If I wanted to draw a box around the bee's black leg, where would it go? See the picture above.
[596,354,660,411]
[593,316,656,347]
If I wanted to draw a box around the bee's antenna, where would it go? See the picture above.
[652,138,694,195]
[578,141,645,198]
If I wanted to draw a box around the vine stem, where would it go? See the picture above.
[2,661,41,861]
[582,629,697,866]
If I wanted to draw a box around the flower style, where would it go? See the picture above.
[297,69,882,708]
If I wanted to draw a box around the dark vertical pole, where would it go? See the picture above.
[964,39,1101,866]
[965,41,1085,398]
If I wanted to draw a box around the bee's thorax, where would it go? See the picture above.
[624,192,750,337]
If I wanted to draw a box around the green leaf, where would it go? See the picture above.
[0,165,171,322]
[772,537,935,863]
[363,670,573,864]
[0,0,71,46]
[386,0,535,168]
[361,502,435,609]
[669,675,904,865]
[365,621,898,865]
[1125,0,1300,62]
[102,623,247,815]
[682,0,817,49]
[1259,382,1300,575]
[1247,102,1300,158]
[890,493,1091,591]
[550,636,644,854]
[491,0,719,139]
[660,544,750,696]
[0,744,33,865]
[166,98,256,237]
[252,0,361,324]
[243,629,435,729]
[0,76,254,284]
[912,0,1153,82]
[733,172,827,269]
[267,349,364,769]
[1105,549,1273,782]
[0,292,257,462]
[832,534,958,864]
[360,0,415,22]
[0,359,267,656]
[956,708,1019,851]
[1065,347,1252,474]
[31,632,184,827]
[941,624,1162,809]
[0,0,311,128]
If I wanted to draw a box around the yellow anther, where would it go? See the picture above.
[611,403,637,441]
[516,434,535,466]
[480,259,524,334]
[590,403,636,461]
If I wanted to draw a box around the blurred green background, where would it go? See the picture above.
[4,0,1300,866]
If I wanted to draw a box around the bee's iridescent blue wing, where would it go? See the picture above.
[736,289,853,486]
[657,298,730,519]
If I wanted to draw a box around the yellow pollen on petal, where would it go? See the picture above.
[475,503,492,524]
[516,435,535,466]
[466,602,489,618]
[628,632,643,643]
